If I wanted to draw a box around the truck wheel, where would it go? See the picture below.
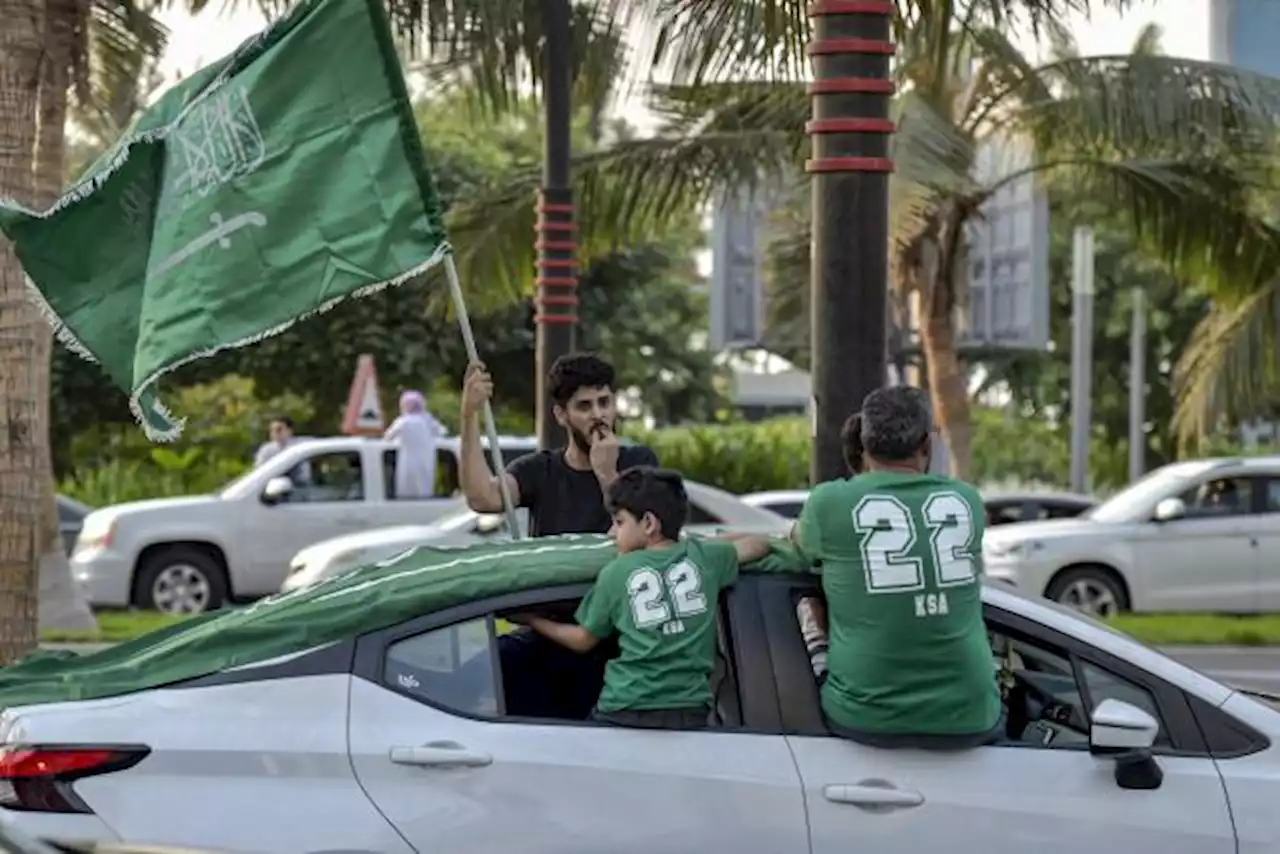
[134,546,228,614]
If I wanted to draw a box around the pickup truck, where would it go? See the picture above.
[70,434,537,614]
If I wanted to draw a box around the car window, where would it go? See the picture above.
[1044,501,1088,519]
[382,449,458,500]
[383,616,498,717]
[987,502,1025,525]
[992,628,1170,749]
[687,503,723,525]
[765,502,805,519]
[378,596,740,729]
[1265,480,1280,513]
[1178,476,1256,518]
[282,452,363,503]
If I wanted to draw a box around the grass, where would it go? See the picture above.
[38,610,1280,648]
[40,610,187,644]
[1106,614,1280,647]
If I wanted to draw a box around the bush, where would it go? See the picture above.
[60,376,313,506]
[634,419,810,494]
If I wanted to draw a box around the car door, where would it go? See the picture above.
[1247,477,1280,610]
[752,577,1237,854]
[248,449,373,589]
[1134,474,1262,611]
[346,585,809,854]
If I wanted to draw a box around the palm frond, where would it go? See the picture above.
[76,0,168,136]
[1172,284,1280,448]
[446,81,806,303]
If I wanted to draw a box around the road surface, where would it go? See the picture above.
[1161,646,1280,695]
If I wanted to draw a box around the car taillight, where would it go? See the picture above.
[0,744,149,813]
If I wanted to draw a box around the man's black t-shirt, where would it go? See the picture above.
[506,445,660,536]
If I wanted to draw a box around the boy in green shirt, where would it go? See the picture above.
[795,386,1003,749]
[523,466,769,729]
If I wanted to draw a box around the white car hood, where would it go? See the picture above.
[90,495,219,522]
[308,525,443,554]
[986,517,1106,544]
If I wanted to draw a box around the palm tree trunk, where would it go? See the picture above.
[34,0,97,634]
[0,0,49,664]
[918,214,974,482]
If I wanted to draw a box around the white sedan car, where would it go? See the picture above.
[0,534,1277,854]
[281,479,792,593]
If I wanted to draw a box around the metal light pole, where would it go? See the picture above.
[1069,226,1095,493]
[1128,287,1147,483]
[535,0,577,450]
[807,0,895,483]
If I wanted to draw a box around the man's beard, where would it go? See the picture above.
[568,421,611,452]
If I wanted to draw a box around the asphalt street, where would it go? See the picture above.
[1160,646,1280,695]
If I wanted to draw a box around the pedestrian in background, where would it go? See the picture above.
[385,390,448,499]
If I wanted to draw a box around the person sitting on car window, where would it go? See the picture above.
[794,386,1002,750]
[455,354,659,720]
[796,411,864,683]
[517,467,770,730]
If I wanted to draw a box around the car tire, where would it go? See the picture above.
[1045,565,1130,617]
[133,546,229,615]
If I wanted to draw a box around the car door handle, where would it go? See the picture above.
[389,740,492,768]
[823,782,924,810]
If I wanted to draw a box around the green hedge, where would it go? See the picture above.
[59,375,1263,507]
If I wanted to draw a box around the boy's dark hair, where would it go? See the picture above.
[548,352,615,406]
[272,415,295,430]
[840,412,864,475]
[860,386,932,462]
[605,466,688,540]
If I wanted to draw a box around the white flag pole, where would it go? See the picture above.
[444,254,523,539]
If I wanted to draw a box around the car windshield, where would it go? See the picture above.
[1085,460,1222,523]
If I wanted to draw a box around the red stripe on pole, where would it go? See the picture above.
[538,295,580,307]
[535,240,577,252]
[807,38,895,55]
[536,276,578,287]
[534,314,579,325]
[808,78,896,95]
[536,220,577,232]
[805,117,895,134]
[805,157,895,173]
[807,1,893,14]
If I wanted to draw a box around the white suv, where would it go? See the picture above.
[71,434,537,614]
[984,456,1280,615]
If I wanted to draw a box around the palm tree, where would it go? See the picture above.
[447,0,1280,477]
[0,0,48,663]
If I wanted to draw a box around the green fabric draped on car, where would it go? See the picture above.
[0,535,808,709]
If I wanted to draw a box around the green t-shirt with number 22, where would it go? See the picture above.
[575,539,739,713]
[797,471,1001,736]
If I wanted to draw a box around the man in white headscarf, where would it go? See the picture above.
[385,390,448,499]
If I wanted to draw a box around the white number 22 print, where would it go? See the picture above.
[627,559,708,629]
[852,491,977,593]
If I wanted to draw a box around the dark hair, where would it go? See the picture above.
[840,412,865,475]
[548,352,615,406]
[272,415,295,430]
[605,466,688,540]
[860,386,932,463]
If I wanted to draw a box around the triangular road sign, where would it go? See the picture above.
[341,354,384,435]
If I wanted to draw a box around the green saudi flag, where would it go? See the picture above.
[0,0,449,440]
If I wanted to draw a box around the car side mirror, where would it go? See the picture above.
[1153,497,1186,523]
[262,476,294,505]
[1089,698,1163,790]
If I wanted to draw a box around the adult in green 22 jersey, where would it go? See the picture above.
[795,386,1002,749]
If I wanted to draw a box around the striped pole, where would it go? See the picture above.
[806,0,896,483]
